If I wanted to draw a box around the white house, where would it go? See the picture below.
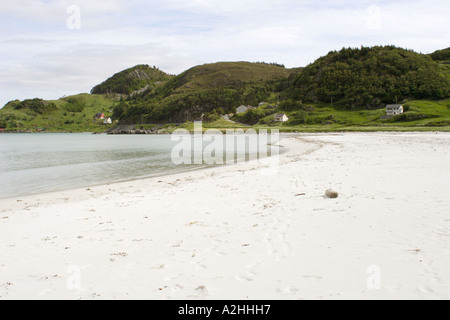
[103,117,112,125]
[386,104,404,117]
[236,105,249,114]
[274,114,289,122]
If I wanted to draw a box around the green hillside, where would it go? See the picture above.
[289,46,449,109]
[154,61,293,96]
[0,94,117,132]
[115,62,297,123]
[430,48,450,83]
[91,64,173,96]
[430,48,450,61]
[229,98,450,131]
[1,46,450,133]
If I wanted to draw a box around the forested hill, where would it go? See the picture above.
[289,46,449,109]
[91,64,173,95]
[114,62,297,123]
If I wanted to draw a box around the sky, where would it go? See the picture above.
[0,0,449,108]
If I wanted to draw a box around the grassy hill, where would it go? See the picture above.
[91,64,173,96]
[430,48,450,83]
[0,94,118,132]
[154,61,293,96]
[115,62,298,124]
[430,48,450,61]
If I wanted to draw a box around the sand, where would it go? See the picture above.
[1,132,449,300]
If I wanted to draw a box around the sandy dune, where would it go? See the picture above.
[1,132,449,300]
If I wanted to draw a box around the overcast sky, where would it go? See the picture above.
[0,0,449,107]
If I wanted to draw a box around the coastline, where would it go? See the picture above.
[0,132,288,201]
[0,133,295,207]
[1,132,450,300]
[1,126,450,135]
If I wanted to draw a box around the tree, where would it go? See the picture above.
[291,46,449,108]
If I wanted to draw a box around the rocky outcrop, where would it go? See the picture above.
[108,129,160,135]
[106,125,165,135]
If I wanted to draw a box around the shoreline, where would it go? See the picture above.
[1,125,450,135]
[0,133,290,202]
[0,134,296,207]
[1,132,450,300]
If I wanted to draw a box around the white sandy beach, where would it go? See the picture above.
[1,132,450,300]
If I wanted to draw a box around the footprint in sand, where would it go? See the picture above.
[277,286,299,295]
[418,286,434,294]
[215,252,226,257]
[302,275,323,281]
[289,177,307,190]
[234,274,254,282]
[421,260,441,284]
[264,208,293,261]
[238,269,259,283]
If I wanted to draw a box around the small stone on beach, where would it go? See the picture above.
[325,189,339,199]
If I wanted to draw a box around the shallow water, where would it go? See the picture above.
[0,134,201,199]
[0,133,278,199]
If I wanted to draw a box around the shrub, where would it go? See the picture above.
[392,113,428,122]
[14,99,57,114]
[64,97,85,113]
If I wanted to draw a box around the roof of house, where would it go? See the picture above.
[275,114,287,117]
[386,104,403,109]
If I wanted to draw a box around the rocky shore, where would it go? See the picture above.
[106,125,166,135]
[107,128,162,135]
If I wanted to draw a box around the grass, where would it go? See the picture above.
[166,62,295,95]
[3,97,450,133]
[160,99,450,134]
[0,94,118,132]
[439,61,450,82]
[221,99,450,133]
[123,98,450,133]
[203,118,250,129]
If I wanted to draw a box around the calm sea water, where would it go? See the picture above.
[0,134,206,200]
[0,133,278,200]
